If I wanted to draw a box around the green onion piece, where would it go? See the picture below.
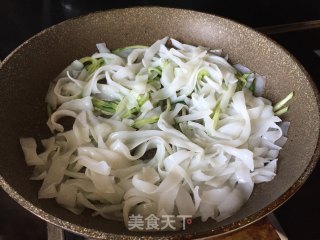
[242,73,251,79]
[166,98,171,112]
[273,91,294,112]
[121,107,139,119]
[249,79,255,93]
[79,57,104,74]
[137,93,149,107]
[47,104,53,117]
[235,72,247,91]
[235,73,247,84]
[197,70,209,80]
[148,67,162,83]
[79,57,92,64]
[92,98,119,115]
[112,45,148,54]
[274,106,289,116]
[148,67,162,76]
[133,116,159,129]
[212,102,221,130]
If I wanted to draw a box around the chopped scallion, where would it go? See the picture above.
[273,91,294,112]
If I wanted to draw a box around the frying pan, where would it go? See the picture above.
[0,7,319,239]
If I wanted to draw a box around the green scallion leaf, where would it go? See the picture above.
[235,72,247,91]
[137,93,149,107]
[92,98,119,115]
[112,45,148,54]
[273,91,294,112]
[79,57,104,74]
[197,70,209,81]
[249,79,255,93]
[166,98,171,112]
[133,116,159,129]
[47,104,53,117]
[274,106,289,116]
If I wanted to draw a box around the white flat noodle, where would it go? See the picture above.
[47,109,77,132]
[132,174,158,193]
[201,186,231,206]
[190,92,217,112]
[252,159,277,183]
[247,106,265,119]
[217,144,254,171]
[159,45,185,67]
[212,91,252,147]
[56,130,78,157]
[157,184,180,216]
[56,182,78,208]
[133,68,148,93]
[216,187,244,221]
[20,138,44,166]
[217,121,243,138]
[113,64,141,81]
[158,108,190,141]
[127,49,146,65]
[77,146,130,169]
[278,121,290,137]
[143,36,168,67]
[82,67,107,97]
[220,82,236,112]
[73,111,91,145]
[66,71,86,87]
[54,77,83,104]
[171,38,198,52]
[233,63,251,74]
[76,191,99,211]
[86,169,115,193]
[57,96,93,113]
[206,55,236,74]
[123,196,151,226]
[38,153,70,199]
[105,71,130,96]
[45,83,58,109]
[192,169,214,182]
[96,83,122,101]
[88,122,112,144]
[30,168,47,180]
[199,201,216,221]
[175,110,212,123]
[163,150,193,171]
[76,156,111,175]
[92,53,124,66]
[96,43,110,53]
[175,186,197,215]
[254,74,266,97]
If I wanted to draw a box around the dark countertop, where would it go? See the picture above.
[2,0,320,60]
[1,1,320,240]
